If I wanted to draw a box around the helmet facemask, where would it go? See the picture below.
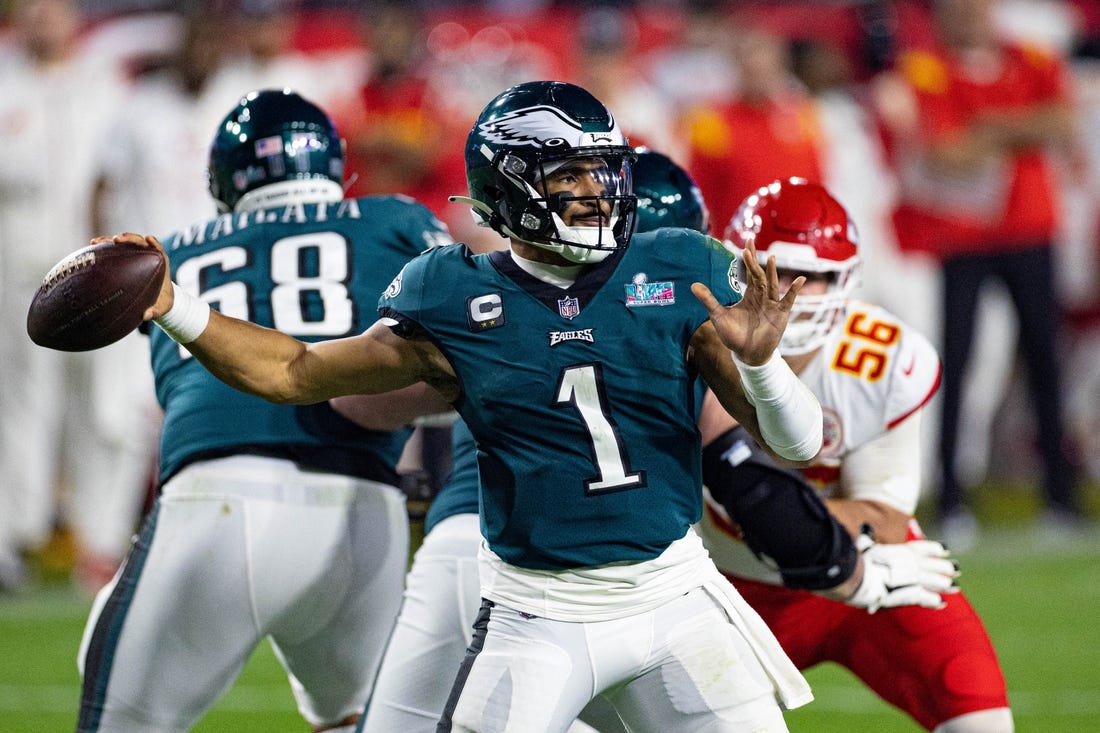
[480,145,637,264]
[769,245,861,356]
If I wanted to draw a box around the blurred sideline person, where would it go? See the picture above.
[570,7,683,161]
[76,89,453,733]
[700,178,1012,733]
[119,79,835,732]
[75,6,233,595]
[0,0,127,591]
[335,4,466,213]
[342,150,956,733]
[204,0,351,116]
[887,0,1085,542]
[685,21,825,233]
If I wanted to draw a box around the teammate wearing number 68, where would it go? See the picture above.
[698,178,1013,732]
[76,89,454,733]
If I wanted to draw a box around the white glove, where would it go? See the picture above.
[846,526,959,613]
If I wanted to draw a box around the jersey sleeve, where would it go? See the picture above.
[704,234,743,307]
[839,410,924,514]
[376,241,469,340]
[886,320,941,429]
[375,195,454,260]
[377,248,432,337]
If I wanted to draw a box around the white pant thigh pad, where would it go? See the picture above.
[450,604,592,733]
[360,515,483,728]
[265,478,410,726]
[448,588,788,733]
[608,588,790,732]
[79,492,264,731]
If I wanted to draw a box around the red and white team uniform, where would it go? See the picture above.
[699,299,1011,731]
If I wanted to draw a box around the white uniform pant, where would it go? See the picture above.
[441,586,790,733]
[360,513,484,732]
[360,514,618,733]
[76,455,409,732]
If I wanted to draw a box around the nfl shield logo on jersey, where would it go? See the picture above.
[558,296,580,319]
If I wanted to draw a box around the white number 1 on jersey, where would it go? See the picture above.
[556,364,645,495]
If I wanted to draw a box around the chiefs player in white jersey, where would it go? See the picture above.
[697,178,1013,733]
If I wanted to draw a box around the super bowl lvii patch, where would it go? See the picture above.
[624,273,675,307]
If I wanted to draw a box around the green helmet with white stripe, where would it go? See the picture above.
[208,88,345,213]
[456,81,637,263]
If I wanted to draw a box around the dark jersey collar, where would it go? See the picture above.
[488,246,627,315]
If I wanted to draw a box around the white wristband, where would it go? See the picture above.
[733,351,823,462]
[154,283,210,344]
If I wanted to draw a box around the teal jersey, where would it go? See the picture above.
[381,229,741,569]
[425,419,480,535]
[151,195,450,484]
[426,366,711,539]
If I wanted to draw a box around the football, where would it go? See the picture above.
[26,239,167,352]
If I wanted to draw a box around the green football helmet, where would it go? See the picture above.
[632,148,710,235]
[455,80,637,263]
[208,88,345,213]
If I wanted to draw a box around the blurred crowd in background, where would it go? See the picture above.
[1,0,1098,595]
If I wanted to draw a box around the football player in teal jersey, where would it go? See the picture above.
[76,89,452,733]
[349,149,957,733]
[121,80,835,731]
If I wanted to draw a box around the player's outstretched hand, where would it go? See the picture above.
[846,526,960,613]
[691,238,805,366]
[91,233,175,320]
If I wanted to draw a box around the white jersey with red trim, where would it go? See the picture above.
[700,300,941,584]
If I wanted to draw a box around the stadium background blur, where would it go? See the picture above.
[1,0,1098,729]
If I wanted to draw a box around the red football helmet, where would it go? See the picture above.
[724,178,861,355]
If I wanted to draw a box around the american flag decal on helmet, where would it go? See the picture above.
[254,135,283,157]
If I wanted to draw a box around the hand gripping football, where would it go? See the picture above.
[26,239,167,352]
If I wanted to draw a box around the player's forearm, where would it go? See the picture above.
[148,270,309,403]
[820,558,864,600]
[152,286,342,405]
[833,414,923,539]
[331,383,454,431]
[184,308,316,404]
[702,426,858,591]
[975,102,1078,151]
[732,352,823,463]
[826,498,911,545]
[692,327,821,464]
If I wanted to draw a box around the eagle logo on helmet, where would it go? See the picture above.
[478,105,623,149]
